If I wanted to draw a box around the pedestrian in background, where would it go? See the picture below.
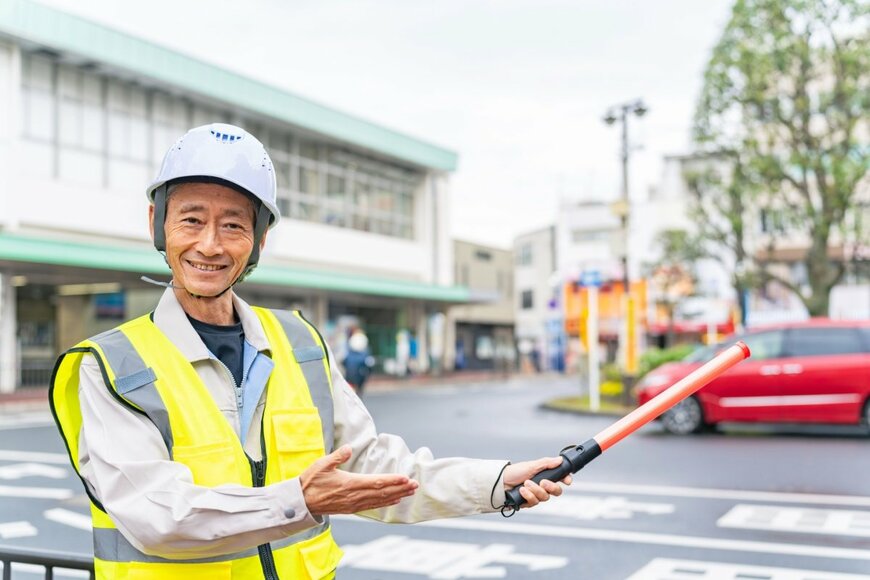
[51,123,570,579]
[342,328,374,396]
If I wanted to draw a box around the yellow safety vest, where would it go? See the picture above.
[51,307,343,579]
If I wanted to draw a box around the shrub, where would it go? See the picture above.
[638,344,697,378]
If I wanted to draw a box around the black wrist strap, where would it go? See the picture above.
[490,461,512,511]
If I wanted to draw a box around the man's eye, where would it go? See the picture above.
[183,217,201,224]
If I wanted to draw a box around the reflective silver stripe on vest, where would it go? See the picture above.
[270,310,335,453]
[93,521,330,563]
[91,328,174,457]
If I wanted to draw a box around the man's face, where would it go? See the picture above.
[152,182,257,297]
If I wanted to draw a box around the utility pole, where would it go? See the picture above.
[604,99,647,405]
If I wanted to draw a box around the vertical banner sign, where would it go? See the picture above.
[579,270,602,412]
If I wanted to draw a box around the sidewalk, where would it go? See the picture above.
[0,387,50,414]
[0,370,559,413]
[364,369,552,393]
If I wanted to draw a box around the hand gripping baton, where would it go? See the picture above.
[503,341,751,513]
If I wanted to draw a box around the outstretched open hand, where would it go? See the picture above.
[300,445,419,516]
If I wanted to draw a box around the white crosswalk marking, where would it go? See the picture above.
[0,485,72,499]
[333,515,870,561]
[567,481,870,507]
[0,462,68,480]
[625,558,870,579]
[0,520,38,539]
[718,504,870,537]
[0,563,90,578]
[0,450,70,464]
[0,412,54,430]
[339,535,567,578]
[532,495,674,520]
[44,508,91,531]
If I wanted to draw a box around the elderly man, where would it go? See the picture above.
[51,124,569,579]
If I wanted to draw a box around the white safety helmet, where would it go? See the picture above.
[146,123,281,284]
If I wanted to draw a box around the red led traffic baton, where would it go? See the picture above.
[504,341,751,513]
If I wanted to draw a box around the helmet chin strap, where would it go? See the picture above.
[141,271,234,299]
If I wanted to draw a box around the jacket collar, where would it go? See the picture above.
[152,288,271,363]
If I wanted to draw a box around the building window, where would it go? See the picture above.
[516,244,532,266]
[275,141,420,238]
[56,65,104,185]
[475,250,492,261]
[520,290,534,309]
[19,51,422,240]
[22,54,55,143]
[107,80,151,188]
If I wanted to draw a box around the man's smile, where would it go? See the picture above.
[186,260,229,272]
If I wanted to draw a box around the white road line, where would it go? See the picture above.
[44,508,92,531]
[567,481,870,507]
[0,423,55,431]
[0,412,54,430]
[340,535,567,578]
[0,485,73,499]
[625,558,870,580]
[0,520,38,539]
[0,450,70,465]
[334,515,870,562]
[0,563,90,578]
[532,495,674,520]
[0,462,68,480]
[718,504,870,538]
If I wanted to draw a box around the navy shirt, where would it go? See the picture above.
[187,315,245,388]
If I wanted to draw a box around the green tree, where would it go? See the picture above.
[691,0,869,316]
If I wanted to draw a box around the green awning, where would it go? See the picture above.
[0,233,471,302]
[0,0,458,172]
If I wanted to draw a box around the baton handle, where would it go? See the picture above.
[504,438,601,509]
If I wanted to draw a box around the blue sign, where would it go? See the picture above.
[579,270,602,288]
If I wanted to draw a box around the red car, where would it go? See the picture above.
[636,319,870,434]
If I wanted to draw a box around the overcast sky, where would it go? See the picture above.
[42,0,734,249]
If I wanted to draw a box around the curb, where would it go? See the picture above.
[539,401,633,419]
[0,389,49,414]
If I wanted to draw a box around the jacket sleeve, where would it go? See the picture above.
[76,353,321,559]
[329,349,509,523]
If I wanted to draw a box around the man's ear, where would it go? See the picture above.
[148,204,155,242]
[259,228,269,251]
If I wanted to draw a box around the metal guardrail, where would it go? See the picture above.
[0,545,93,580]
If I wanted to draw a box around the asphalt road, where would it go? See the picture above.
[1,376,869,579]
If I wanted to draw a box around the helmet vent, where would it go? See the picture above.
[210,130,244,143]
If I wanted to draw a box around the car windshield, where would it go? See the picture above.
[683,329,788,363]
[682,343,718,363]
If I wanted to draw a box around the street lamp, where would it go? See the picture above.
[603,98,648,404]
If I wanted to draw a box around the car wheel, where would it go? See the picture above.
[863,399,870,434]
[661,396,705,435]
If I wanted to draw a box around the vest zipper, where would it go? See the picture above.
[249,413,279,579]
[219,348,277,578]
[214,357,244,417]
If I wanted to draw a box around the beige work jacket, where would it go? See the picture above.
[76,289,508,559]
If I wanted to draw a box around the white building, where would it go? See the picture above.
[513,226,562,371]
[447,240,515,372]
[0,0,466,392]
